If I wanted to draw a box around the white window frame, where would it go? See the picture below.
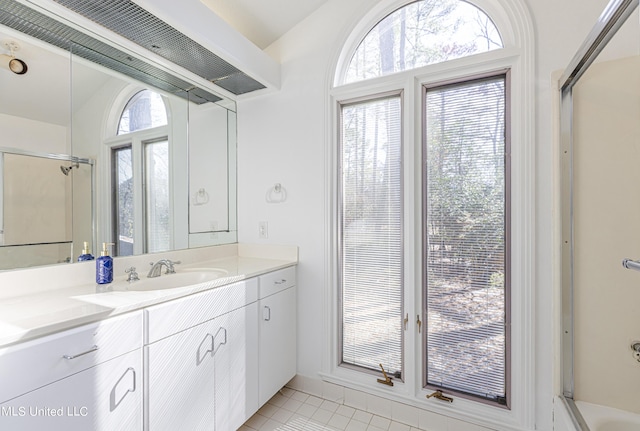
[106,128,170,255]
[324,0,535,429]
[99,86,180,255]
[337,89,405,378]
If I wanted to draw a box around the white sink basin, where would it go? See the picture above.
[120,268,228,291]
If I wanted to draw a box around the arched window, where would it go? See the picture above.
[345,0,502,83]
[110,89,171,256]
[117,89,167,135]
[332,0,534,424]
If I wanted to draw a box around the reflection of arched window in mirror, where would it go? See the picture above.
[117,89,168,135]
[111,89,170,256]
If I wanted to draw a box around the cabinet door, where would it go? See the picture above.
[259,286,296,405]
[146,321,217,431]
[0,349,142,431]
[213,302,259,431]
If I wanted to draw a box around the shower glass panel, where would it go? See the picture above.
[571,18,640,414]
[2,153,71,246]
[0,150,93,269]
[561,0,640,427]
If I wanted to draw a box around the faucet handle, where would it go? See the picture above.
[165,260,181,274]
[125,267,139,282]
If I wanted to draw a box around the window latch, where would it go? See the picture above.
[404,313,408,330]
[376,363,394,386]
[417,315,422,333]
[427,390,453,403]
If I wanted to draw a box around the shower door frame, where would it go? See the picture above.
[0,147,95,251]
[559,0,639,429]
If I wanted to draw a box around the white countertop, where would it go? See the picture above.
[0,244,298,348]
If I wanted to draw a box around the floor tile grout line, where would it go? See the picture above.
[244,387,433,431]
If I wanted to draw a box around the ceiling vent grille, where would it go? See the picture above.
[52,0,265,94]
[0,0,264,101]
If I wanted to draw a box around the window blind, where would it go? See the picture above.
[113,146,134,257]
[424,75,508,403]
[144,140,170,253]
[340,94,403,376]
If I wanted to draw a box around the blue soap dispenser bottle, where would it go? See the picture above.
[78,241,95,262]
[96,242,114,284]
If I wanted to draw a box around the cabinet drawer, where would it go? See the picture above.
[145,278,258,344]
[0,349,142,431]
[259,266,296,299]
[0,311,143,403]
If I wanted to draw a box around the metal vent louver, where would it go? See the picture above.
[0,0,222,103]
[52,0,265,95]
[0,0,264,102]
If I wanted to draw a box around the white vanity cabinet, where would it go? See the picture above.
[0,264,297,431]
[0,311,143,431]
[258,266,297,405]
[144,278,259,431]
[213,301,259,431]
[145,316,218,430]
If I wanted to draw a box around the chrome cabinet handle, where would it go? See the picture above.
[263,306,271,321]
[274,279,287,285]
[63,345,98,360]
[110,367,136,412]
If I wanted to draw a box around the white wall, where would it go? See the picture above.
[0,113,68,154]
[238,0,364,389]
[236,0,615,429]
[526,1,609,428]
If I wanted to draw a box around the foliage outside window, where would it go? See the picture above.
[113,146,134,256]
[118,90,167,135]
[424,75,508,404]
[112,90,170,256]
[345,0,502,83]
[340,94,403,376]
[337,0,509,407]
[145,140,170,253]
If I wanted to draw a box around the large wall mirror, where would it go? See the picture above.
[0,14,237,270]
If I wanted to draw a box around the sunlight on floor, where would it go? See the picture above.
[241,387,421,431]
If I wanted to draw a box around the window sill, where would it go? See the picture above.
[317,370,531,431]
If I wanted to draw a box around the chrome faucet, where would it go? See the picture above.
[147,259,181,278]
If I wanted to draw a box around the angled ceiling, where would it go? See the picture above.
[200,0,330,49]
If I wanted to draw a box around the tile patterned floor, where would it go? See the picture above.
[241,387,422,431]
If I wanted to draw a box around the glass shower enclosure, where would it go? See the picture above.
[560,0,640,428]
